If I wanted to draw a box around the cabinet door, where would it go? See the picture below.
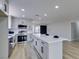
[41,41,48,59]
[37,39,41,54]
[33,38,38,48]
[35,39,39,51]
[35,41,37,45]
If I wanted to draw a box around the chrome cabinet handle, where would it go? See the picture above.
[35,41,37,45]
[41,46,44,53]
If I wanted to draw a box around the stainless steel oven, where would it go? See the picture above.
[18,35,27,42]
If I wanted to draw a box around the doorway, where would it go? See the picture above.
[71,22,79,41]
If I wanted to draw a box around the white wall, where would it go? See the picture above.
[47,18,79,41]
[47,20,71,41]
[11,16,79,41]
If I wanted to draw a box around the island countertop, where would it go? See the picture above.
[32,34,63,43]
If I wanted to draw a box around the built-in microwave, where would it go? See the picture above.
[18,25,27,29]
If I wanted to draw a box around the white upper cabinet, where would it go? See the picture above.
[0,0,9,16]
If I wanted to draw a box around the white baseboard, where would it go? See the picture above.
[63,38,72,41]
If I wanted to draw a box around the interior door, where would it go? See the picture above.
[71,22,77,40]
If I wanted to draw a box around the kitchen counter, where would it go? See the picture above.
[8,32,18,39]
[31,34,63,59]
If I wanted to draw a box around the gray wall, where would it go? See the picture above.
[0,17,8,59]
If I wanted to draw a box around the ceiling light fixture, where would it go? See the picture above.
[44,13,47,16]
[21,9,25,11]
[55,5,59,8]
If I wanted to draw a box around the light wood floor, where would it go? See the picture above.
[9,44,26,59]
[9,43,38,59]
[9,41,79,59]
[63,41,79,59]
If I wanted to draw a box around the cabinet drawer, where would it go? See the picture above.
[41,41,48,47]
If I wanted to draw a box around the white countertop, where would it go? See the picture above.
[33,34,63,43]
[8,32,18,39]
[8,32,28,39]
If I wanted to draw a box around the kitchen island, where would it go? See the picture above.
[31,34,63,59]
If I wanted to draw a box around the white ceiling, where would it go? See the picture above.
[9,0,79,23]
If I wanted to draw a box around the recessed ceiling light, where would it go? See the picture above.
[21,9,25,11]
[22,15,25,17]
[55,5,59,8]
[44,13,47,16]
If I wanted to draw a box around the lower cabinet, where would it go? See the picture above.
[33,37,48,59]
[40,41,48,59]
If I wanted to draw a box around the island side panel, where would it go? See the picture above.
[48,41,63,59]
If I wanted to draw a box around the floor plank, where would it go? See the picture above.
[63,41,79,59]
